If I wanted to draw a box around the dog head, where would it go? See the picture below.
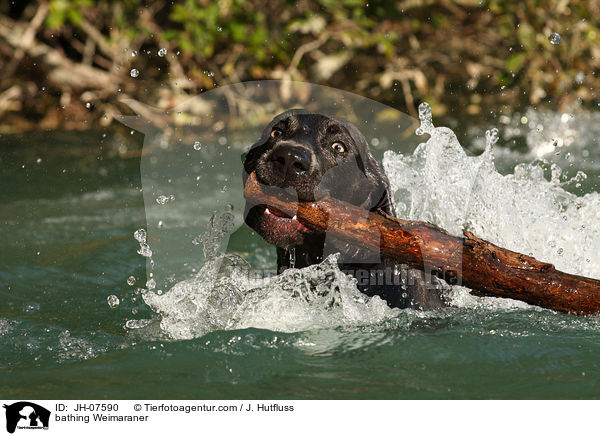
[243,109,393,250]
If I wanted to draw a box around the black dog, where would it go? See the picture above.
[243,109,445,309]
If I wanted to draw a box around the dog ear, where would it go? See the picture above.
[332,117,395,217]
[366,158,394,216]
[358,163,394,216]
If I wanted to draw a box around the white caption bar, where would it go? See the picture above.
[0,400,596,435]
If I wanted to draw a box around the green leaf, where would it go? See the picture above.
[506,53,526,73]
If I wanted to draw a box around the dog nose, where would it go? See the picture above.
[269,145,311,175]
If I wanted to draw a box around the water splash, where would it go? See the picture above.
[484,127,499,152]
[192,206,235,259]
[415,102,434,136]
[137,254,401,340]
[383,110,600,281]
[134,228,153,258]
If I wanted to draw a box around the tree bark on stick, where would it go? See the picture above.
[244,172,600,314]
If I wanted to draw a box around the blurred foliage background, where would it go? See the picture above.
[0,0,599,131]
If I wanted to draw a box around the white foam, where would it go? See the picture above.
[140,254,400,340]
[383,111,600,281]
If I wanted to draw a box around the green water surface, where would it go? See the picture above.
[1,129,599,399]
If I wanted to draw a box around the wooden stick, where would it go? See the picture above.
[244,172,600,314]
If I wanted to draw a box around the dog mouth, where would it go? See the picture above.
[245,204,313,248]
[259,205,311,233]
[244,172,314,248]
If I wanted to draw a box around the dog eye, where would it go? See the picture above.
[270,128,283,139]
[331,142,345,153]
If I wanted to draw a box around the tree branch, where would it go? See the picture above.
[244,171,600,315]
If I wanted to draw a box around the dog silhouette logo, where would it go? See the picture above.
[3,402,50,433]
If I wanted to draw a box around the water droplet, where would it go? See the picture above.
[23,302,40,313]
[133,229,152,256]
[193,141,202,150]
[485,127,499,150]
[217,26,223,32]
[548,33,561,45]
[127,276,136,286]
[155,194,174,205]
[134,229,146,244]
[107,295,120,308]
[146,278,156,290]
[138,245,152,257]
[126,319,152,329]
[158,48,167,57]
[131,50,137,57]
[415,102,434,135]
[158,220,164,228]
[36,158,42,164]
[130,68,139,78]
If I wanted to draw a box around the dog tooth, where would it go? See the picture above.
[292,215,297,220]
[265,208,271,215]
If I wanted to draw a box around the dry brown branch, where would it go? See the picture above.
[4,1,49,77]
[0,16,118,92]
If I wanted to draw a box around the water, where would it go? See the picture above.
[2,104,600,399]
[548,33,562,45]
